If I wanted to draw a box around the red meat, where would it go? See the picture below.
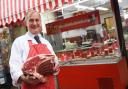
[22,54,56,76]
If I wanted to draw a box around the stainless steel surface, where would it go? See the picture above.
[60,56,121,66]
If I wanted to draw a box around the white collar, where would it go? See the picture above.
[26,31,42,38]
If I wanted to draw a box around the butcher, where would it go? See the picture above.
[9,10,59,89]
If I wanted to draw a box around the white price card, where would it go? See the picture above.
[0,78,5,84]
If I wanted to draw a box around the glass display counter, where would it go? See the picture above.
[56,39,120,64]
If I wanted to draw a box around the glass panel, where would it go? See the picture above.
[43,0,121,65]
[0,27,11,84]
[118,0,128,51]
[0,27,11,66]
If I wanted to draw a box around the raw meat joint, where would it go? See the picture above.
[22,54,56,76]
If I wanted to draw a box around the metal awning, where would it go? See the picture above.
[0,0,74,26]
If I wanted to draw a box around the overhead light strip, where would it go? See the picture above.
[51,0,89,12]
[75,5,95,11]
[96,7,109,11]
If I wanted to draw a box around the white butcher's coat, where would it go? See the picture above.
[9,32,58,86]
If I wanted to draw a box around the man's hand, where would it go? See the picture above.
[53,62,60,75]
[19,74,47,85]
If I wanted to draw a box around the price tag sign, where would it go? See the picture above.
[0,78,5,84]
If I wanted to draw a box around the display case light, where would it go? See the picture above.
[96,7,109,11]
[118,0,123,3]
[75,5,95,11]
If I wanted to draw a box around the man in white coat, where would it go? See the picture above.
[9,10,59,89]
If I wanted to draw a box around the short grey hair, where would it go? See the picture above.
[25,10,41,23]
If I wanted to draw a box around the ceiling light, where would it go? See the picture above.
[123,12,128,19]
[118,0,123,3]
[75,5,95,11]
[96,7,109,11]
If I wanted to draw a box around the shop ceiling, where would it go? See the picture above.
[47,0,128,21]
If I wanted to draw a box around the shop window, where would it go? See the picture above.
[44,0,122,65]
[0,27,12,86]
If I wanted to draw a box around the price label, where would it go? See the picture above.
[0,78,5,84]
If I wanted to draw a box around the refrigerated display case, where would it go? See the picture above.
[44,0,128,89]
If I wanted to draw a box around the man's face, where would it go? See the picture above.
[26,12,42,35]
